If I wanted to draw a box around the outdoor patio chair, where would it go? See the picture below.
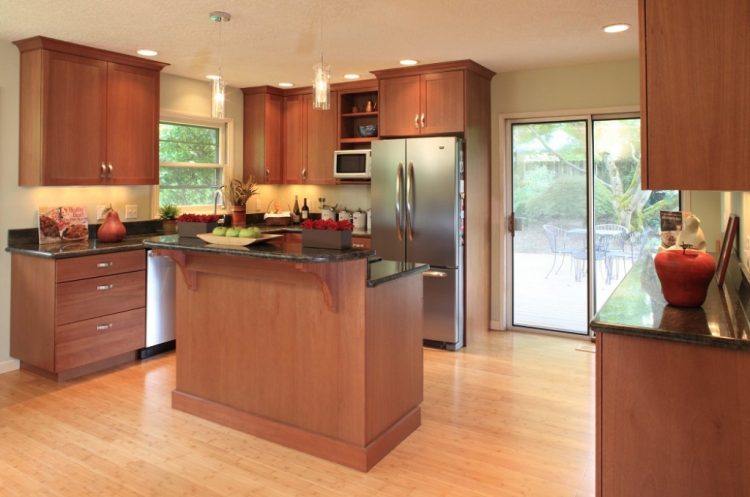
[595,224,630,284]
[542,224,575,278]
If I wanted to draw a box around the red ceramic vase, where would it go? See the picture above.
[654,249,716,307]
[97,208,126,243]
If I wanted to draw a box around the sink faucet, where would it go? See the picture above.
[214,189,224,216]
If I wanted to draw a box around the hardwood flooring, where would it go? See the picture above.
[0,330,594,497]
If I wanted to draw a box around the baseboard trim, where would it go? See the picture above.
[172,390,421,471]
[0,358,20,375]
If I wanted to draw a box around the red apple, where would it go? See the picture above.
[654,249,716,307]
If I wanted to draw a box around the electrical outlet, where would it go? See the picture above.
[95,205,107,220]
[125,204,138,220]
[254,197,262,212]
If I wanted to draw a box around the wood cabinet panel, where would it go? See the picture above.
[379,75,421,137]
[56,270,146,325]
[56,250,146,282]
[55,308,145,371]
[41,50,108,185]
[421,71,464,134]
[105,62,160,184]
[265,93,284,183]
[283,94,307,184]
[599,333,750,497]
[306,91,338,184]
[641,0,750,190]
[243,91,284,184]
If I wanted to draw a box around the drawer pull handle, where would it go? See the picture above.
[97,262,113,268]
[96,284,114,291]
[96,323,113,332]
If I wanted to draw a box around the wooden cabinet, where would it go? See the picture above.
[242,87,283,184]
[640,0,750,190]
[14,36,167,186]
[377,70,464,137]
[10,250,146,381]
[305,91,338,184]
[283,94,307,184]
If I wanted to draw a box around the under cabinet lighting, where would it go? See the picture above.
[602,23,630,33]
[137,49,158,57]
[399,59,419,66]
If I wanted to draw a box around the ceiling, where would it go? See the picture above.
[0,0,638,88]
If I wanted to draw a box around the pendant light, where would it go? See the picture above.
[312,9,331,110]
[209,11,231,118]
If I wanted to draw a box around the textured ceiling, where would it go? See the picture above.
[0,0,638,87]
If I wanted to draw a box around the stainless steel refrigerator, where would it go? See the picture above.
[371,137,465,350]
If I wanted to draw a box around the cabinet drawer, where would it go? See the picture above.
[55,308,145,371]
[56,270,145,325]
[56,250,145,282]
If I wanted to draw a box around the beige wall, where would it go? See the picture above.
[489,59,723,328]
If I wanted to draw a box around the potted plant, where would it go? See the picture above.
[159,204,179,234]
[222,178,258,228]
[301,219,354,249]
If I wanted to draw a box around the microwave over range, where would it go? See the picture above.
[333,149,371,179]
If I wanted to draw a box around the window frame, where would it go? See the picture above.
[152,111,234,216]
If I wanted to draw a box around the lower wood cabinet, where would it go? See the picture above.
[11,250,146,381]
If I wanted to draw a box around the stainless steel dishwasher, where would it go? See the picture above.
[141,249,176,358]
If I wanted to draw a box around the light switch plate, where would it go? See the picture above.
[125,204,138,220]
[254,197,262,211]
[95,205,107,220]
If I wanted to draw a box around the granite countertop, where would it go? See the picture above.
[367,259,430,287]
[260,226,372,238]
[591,252,750,349]
[143,234,374,263]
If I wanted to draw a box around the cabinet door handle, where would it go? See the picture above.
[414,114,420,129]
[100,163,107,179]
[96,323,114,332]
[265,168,270,182]
[420,113,425,128]
[97,262,113,268]
[301,167,307,180]
[96,284,114,291]
[107,164,113,177]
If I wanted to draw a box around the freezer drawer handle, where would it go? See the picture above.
[97,262,113,268]
[423,270,448,278]
[395,162,404,241]
[96,284,114,291]
[96,323,114,332]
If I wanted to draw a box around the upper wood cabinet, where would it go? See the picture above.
[242,87,283,184]
[305,91,338,184]
[283,94,307,184]
[14,36,167,187]
[376,69,465,137]
[640,0,750,190]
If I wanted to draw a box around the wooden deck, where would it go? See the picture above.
[0,330,594,497]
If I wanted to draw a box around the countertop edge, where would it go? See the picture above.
[591,320,750,350]
[6,244,148,259]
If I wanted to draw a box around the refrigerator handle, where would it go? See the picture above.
[406,162,415,240]
[395,162,404,241]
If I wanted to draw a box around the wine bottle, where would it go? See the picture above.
[301,198,309,220]
[292,195,301,223]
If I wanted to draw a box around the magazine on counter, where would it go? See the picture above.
[659,210,687,250]
[38,206,89,244]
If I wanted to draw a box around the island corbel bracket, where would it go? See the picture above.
[295,263,339,312]
[152,249,197,290]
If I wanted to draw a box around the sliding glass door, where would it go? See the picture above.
[509,115,678,335]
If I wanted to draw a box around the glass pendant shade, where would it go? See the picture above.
[211,77,226,118]
[312,62,331,110]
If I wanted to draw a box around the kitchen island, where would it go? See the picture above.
[142,234,428,471]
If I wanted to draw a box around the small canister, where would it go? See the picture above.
[338,210,352,223]
[366,209,372,233]
[352,211,366,231]
[321,208,336,221]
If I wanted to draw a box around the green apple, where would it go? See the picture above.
[249,227,262,238]
[225,227,241,237]
[212,227,227,236]
[239,228,255,238]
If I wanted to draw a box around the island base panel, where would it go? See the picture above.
[173,390,421,472]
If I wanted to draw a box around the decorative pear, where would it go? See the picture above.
[97,206,126,243]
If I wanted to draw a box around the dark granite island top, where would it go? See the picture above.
[591,252,750,350]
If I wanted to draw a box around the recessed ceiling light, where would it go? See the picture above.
[206,74,221,80]
[399,59,419,66]
[602,23,631,33]
[278,82,294,88]
[344,73,360,80]
[137,49,158,57]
